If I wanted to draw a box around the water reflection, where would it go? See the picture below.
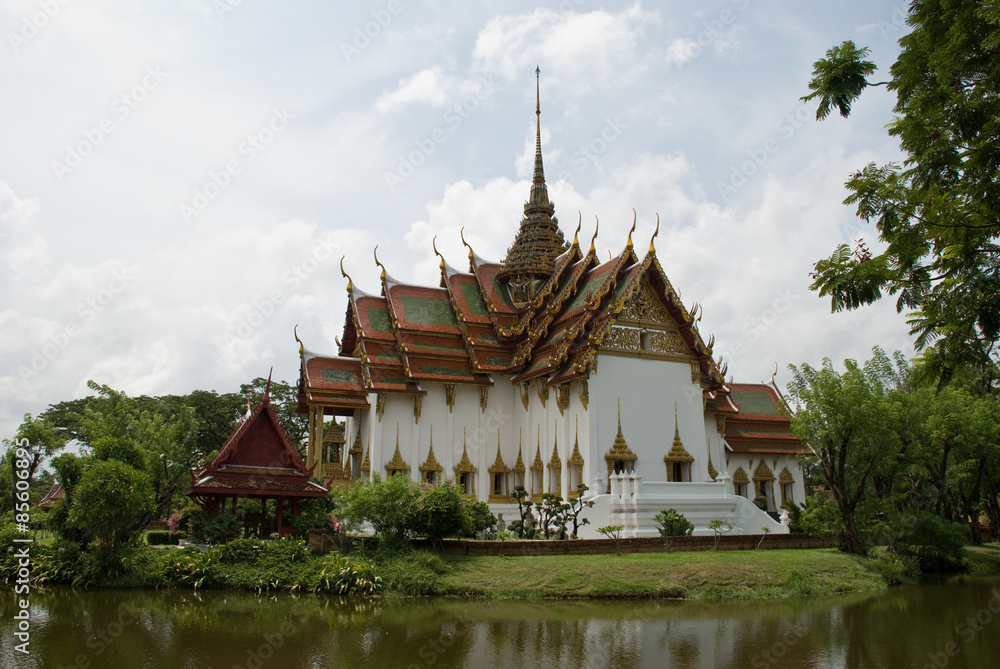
[2,579,999,668]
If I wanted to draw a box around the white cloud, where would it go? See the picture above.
[375,67,450,113]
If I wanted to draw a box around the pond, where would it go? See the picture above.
[2,577,999,668]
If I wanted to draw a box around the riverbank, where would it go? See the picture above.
[12,536,1000,601]
[377,547,889,600]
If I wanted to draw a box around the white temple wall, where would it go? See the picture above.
[588,355,708,484]
[723,454,807,512]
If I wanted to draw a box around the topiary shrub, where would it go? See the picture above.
[653,509,694,552]
[145,531,180,546]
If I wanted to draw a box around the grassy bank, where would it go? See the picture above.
[376,548,888,600]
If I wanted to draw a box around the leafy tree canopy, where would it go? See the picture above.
[803,1,1000,379]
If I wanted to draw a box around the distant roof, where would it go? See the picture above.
[723,383,811,455]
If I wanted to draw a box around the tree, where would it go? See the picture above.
[598,525,624,555]
[0,414,67,514]
[786,348,908,554]
[74,382,199,528]
[803,2,1000,377]
[707,519,734,550]
[67,459,155,564]
[510,485,535,538]
[566,484,594,538]
[537,493,569,539]
[653,508,694,552]
[410,481,468,549]
[342,473,418,547]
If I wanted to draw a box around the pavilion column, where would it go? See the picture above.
[276,498,284,535]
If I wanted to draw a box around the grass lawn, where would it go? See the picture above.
[380,548,888,601]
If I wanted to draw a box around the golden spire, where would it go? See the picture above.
[626,210,636,250]
[432,235,445,272]
[339,256,353,293]
[373,245,386,283]
[649,213,660,255]
[294,323,303,355]
[590,217,599,255]
[497,67,566,289]
[573,212,581,247]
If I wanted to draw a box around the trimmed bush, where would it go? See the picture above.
[146,530,180,546]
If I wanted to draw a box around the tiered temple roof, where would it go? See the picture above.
[295,72,806,458]
[723,383,812,456]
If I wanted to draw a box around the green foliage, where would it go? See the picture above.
[537,493,569,539]
[68,459,155,561]
[310,552,382,596]
[463,499,497,537]
[162,546,218,589]
[866,546,920,585]
[707,519,734,549]
[787,348,907,554]
[567,484,595,538]
[889,511,967,573]
[801,40,878,119]
[597,524,624,555]
[752,496,768,511]
[410,481,468,546]
[343,474,418,544]
[803,3,1000,373]
[289,496,335,536]
[186,509,240,544]
[145,530,181,546]
[510,485,535,538]
[653,509,694,550]
[798,495,842,538]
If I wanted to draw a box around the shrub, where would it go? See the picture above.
[311,552,382,596]
[290,496,336,536]
[798,494,842,537]
[217,538,265,564]
[752,496,768,511]
[890,511,966,573]
[67,459,155,561]
[145,531,180,546]
[866,546,919,585]
[654,509,694,539]
[463,500,497,537]
[187,510,240,544]
[410,481,467,548]
[162,546,218,589]
[345,474,419,543]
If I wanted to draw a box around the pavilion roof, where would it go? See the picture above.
[191,376,327,500]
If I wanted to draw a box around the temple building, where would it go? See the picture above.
[189,376,328,537]
[295,72,810,537]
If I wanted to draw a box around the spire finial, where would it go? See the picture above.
[529,66,548,207]
[674,401,680,439]
[627,209,637,249]
[590,217,600,254]
[573,212,582,247]
[617,397,622,435]
[339,256,353,292]
[263,367,273,405]
[373,245,386,283]
[432,235,445,272]
[649,213,660,254]
[294,324,303,355]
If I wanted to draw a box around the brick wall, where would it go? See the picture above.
[434,533,835,556]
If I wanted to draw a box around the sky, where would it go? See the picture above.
[0,0,917,440]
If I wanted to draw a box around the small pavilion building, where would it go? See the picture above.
[188,378,327,537]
